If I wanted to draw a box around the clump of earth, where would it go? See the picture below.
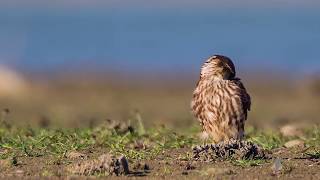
[193,139,269,162]
[67,154,129,176]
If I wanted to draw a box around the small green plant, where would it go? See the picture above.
[305,150,320,159]
[178,152,192,161]
[135,112,146,136]
[305,126,320,147]
[232,159,267,167]
[246,130,285,150]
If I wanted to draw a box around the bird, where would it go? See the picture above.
[191,55,251,143]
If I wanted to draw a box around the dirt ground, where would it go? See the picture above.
[1,146,319,179]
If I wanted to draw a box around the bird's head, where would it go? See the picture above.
[200,55,236,80]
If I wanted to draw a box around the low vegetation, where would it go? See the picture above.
[0,118,319,177]
[0,119,197,162]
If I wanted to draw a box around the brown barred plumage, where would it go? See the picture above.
[191,55,251,143]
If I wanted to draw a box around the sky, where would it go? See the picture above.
[0,1,319,75]
[1,0,320,8]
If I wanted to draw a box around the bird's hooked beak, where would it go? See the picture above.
[224,64,235,79]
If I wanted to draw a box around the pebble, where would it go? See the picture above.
[284,140,305,148]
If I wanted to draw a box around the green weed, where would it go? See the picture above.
[305,150,320,159]
[246,130,286,150]
[232,159,267,167]
[304,126,320,147]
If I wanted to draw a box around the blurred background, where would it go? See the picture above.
[0,0,319,129]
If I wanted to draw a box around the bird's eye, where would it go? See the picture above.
[206,57,215,63]
[204,59,211,64]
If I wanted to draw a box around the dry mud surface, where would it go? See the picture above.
[0,146,319,179]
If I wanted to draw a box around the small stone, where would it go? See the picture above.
[182,171,188,175]
[15,170,24,175]
[280,125,303,137]
[143,164,150,171]
[12,156,18,166]
[118,155,130,175]
[0,159,11,169]
[284,140,305,148]
[271,158,282,175]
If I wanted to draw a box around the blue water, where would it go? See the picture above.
[0,7,319,73]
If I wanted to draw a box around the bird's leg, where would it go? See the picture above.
[199,131,210,145]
